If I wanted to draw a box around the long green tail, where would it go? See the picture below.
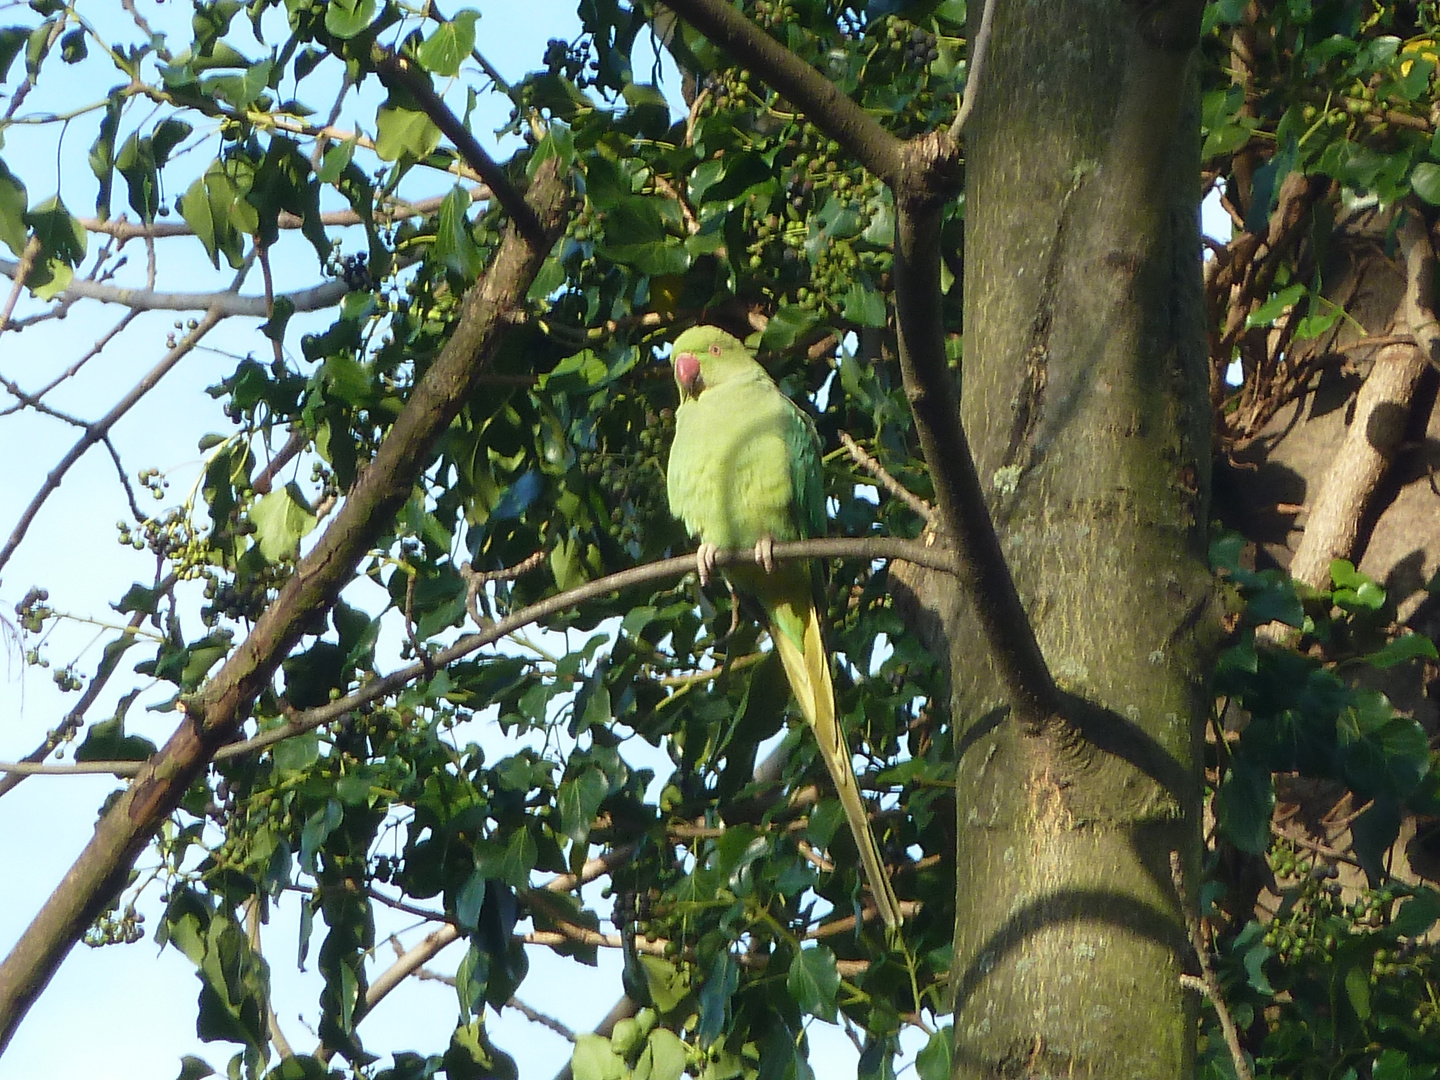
[764,581,903,933]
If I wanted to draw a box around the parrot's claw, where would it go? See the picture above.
[753,536,775,574]
[696,543,719,587]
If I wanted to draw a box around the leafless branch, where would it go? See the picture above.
[0,306,226,577]
[1172,851,1253,1080]
[947,0,998,139]
[839,431,935,524]
[0,236,42,332]
[461,549,547,627]
[0,259,351,317]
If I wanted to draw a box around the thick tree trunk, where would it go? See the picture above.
[950,2,1212,1076]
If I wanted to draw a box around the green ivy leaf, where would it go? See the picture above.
[415,11,478,77]
[0,157,28,256]
[325,0,377,39]
[434,183,484,280]
[1391,888,1440,938]
[1245,282,1306,329]
[914,1027,952,1080]
[1363,632,1439,668]
[1344,962,1371,1020]
[375,105,442,162]
[25,194,85,265]
[74,715,157,763]
[638,1029,687,1080]
[456,869,487,931]
[251,482,318,562]
[557,766,608,844]
[1412,161,1440,204]
[1216,755,1275,853]
[786,945,839,1022]
[572,1033,627,1080]
[0,26,29,85]
[697,950,737,1047]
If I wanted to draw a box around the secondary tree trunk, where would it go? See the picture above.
[950,2,1212,1076]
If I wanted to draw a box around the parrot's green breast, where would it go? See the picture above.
[667,372,822,551]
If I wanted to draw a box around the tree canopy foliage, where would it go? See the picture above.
[1,0,1440,1078]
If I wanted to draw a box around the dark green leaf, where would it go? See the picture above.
[1216,755,1275,853]
[0,158,28,256]
[786,945,839,1021]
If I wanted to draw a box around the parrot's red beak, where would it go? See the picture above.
[674,351,701,396]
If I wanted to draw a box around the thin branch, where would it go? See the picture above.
[892,192,1059,727]
[839,431,935,524]
[506,997,576,1041]
[245,897,294,1060]
[947,0,998,139]
[373,50,543,241]
[0,260,351,318]
[658,0,904,183]
[251,430,309,497]
[1171,851,1253,1080]
[0,306,226,577]
[461,549,547,627]
[0,574,166,799]
[0,236,42,332]
[73,190,488,244]
[0,311,139,418]
[0,537,961,781]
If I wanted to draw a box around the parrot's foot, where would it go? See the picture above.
[753,536,775,574]
[696,543,719,587]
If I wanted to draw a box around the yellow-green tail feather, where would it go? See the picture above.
[766,590,903,934]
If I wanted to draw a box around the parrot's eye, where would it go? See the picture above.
[709,343,721,356]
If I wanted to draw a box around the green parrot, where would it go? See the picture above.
[665,325,903,933]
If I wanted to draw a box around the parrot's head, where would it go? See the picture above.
[670,326,760,402]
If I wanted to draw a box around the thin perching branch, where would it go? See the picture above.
[0,536,961,781]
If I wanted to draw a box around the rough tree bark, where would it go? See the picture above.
[948,1,1213,1076]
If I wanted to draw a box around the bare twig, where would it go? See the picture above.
[507,997,576,1041]
[73,190,487,244]
[0,236,42,332]
[0,260,351,318]
[0,306,226,576]
[0,311,139,417]
[947,0,999,139]
[1171,851,1253,1080]
[461,549,547,627]
[839,431,935,524]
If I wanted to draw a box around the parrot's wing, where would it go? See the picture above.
[782,396,826,541]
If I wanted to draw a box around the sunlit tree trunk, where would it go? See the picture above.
[950,1,1212,1075]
